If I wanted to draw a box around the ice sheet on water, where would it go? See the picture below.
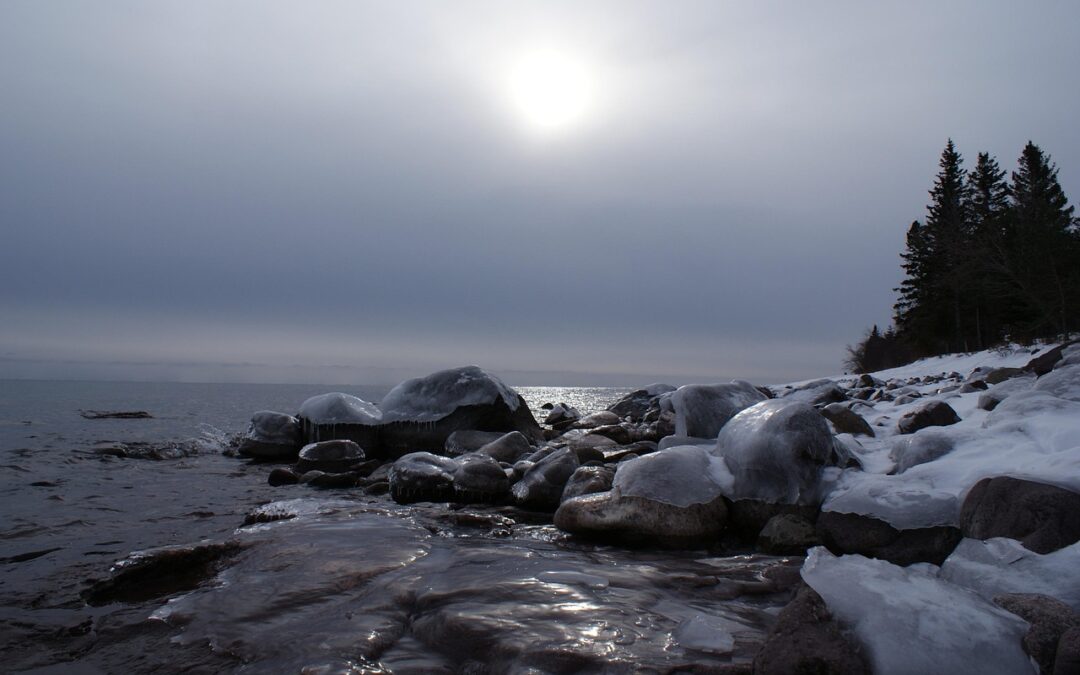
[379,366,520,423]
[613,445,731,507]
[801,547,1035,675]
[940,538,1080,611]
[298,392,382,425]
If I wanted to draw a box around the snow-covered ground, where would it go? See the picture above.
[780,341,1080,675]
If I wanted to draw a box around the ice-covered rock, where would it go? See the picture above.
[237,411,303,460]
[444,430,507,456]
[560,465,615,502]
[554,445,729,545]
[940,538,1080,612]
[781,379,848,407]
[449,452,510,503]
[1033,363,1080,402]
[388,452,458,503]
[714,399,840,505]
[668,381,767,439]
[606,384,675,422]
[472,431,533,463]
[299,392,382,426]
[889,429,954,474]
[977,374,1036,411]
[801,547,1035,675]
[820,403,874,437]
[543,403,580,428]
[816,510,962,566]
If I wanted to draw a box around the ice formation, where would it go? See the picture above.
[612,445,731,508]
[379,365,520,423]
[801,547,1034,675]
[668,381,766,439]
[940,538,1080,611]
[298,392,382,425]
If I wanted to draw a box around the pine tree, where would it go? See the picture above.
[963,152,1011,347]
[1006,142,1080,337]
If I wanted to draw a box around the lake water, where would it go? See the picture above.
[0,380,798,674]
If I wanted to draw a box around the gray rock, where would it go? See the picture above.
[994,593,1080,675]
[820,403,874,437]
[561,465,616,502]
[896,400,960,434]
[727,499,819,541]
[961,476,1080,553]
[450,452,511,503]
[268,467,300,486]
[890,430,954,473]
[757,514,819,555]
[752,583,870,675]
[589,424,633,445]
[512,447,579,511]
[295,440,364,474]
[816,510,962,566]
[1024,341,1078,377]
[1056,627,1080,675]
[445,430,507,456]
[388,452,458,503]
[237,411,303,460]
[571,411,622,430]
[472,431,533,463]
[543,403,581,428]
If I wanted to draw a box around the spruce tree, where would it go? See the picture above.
[1007,142,1079,336]
[963,152,1011,347]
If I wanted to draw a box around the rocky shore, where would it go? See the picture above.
[188,343,1080,673]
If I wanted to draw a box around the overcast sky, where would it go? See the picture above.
[2,2,1078,386]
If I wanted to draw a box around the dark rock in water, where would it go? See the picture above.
[896,400,960,434]
[388,452,458,504]
[91,440,200,460]
[451,452,511,503]
[512,447,579,511]
[726,500,819,542]
[820,403,874,437]
[445,430,508,456]
[753,583,870,675]
[960,476,1080,554]
[303,471,359,489]
[669,382,767,439]
[561,465,616,502]
[994,593,1080,675]
[718,400,840,506]
[1057,627,1080,675]
[295,440,364,474]
[543,403,581,428]
[242,502,299,526]
[554,446,728,546]
[79,410,153,419]
[238,411,303,461]
[816,510,962,566]
[473,431,533,463]
[82,540,246,606]
[889,430,954,474]
[268,467,300,486]
[757,514,819,555]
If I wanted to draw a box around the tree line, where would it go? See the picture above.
[847,139,1079,373]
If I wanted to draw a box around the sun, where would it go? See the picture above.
[507,50,594,134]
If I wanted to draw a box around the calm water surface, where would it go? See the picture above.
[0,380,797,674]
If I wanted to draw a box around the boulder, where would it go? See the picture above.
[752,583,870,675]
[560,465,615,502]
[511,447,579,511]
[445,430,507,456]
[388,452,458,503]
[1057,627,1080,675]
[268,467,300,486]
[378,366,544,454]
[984,367,1024,385]
[960,476,1080,554]
[978,375,1036,411]
[606,383,676,422]
[816,511,962,566]
[668,381,768,439]
[450,452,511,503]
[820,403,874,437]
[896,400,960,434]
[472,431,533,463]
[297,392,382,451]
[554,445,728,546]
[716,400,840,506]
[1024,341,1078,376]
[757,514,819,555]
[543,403,581,428]
[889,430,954,474]
[302,471,359,489]
[783,379,848,407]
[572,411,622,430]
[588,424,633,445]
[726,500,819,542]
[994,593,1080,675]
[295,440,364,474]
[237,411,303,460]
[1034,363,1080,402]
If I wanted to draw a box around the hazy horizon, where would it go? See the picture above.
[3,2,1078,387]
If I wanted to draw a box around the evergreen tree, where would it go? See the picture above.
[1005,142,1080,336]
[963,152,1011,347]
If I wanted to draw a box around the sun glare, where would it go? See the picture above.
[507,50,594,134]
